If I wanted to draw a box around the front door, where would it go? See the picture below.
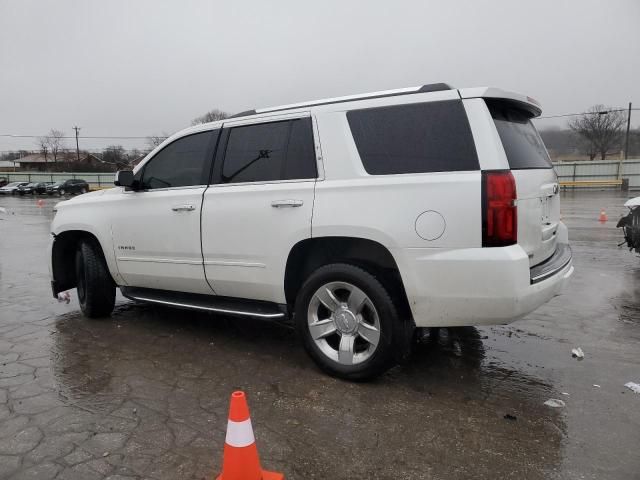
[111,130,219,294]
[201,114,319,303]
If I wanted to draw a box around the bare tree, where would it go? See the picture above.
[102,145,127,165]
[191,109,230,125]
[47,129,66,163]
[569,105,626,160]
[146,133,168,150]
[37,136,49,165]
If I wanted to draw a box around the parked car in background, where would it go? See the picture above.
[0,177,8,187]
[18,182,53,195]
[0,181,29,195]
[46,179,90,196]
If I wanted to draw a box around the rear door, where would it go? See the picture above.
[486,99,559,266]
[201,114,318,303]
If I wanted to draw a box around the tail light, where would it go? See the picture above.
[482,170,517,247]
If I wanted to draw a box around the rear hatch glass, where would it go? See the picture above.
[486,99,559,267]
[486,99,552,170]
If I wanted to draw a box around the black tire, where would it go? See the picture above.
[59,189,65,196]
[75,239,116,318]
[295,263,406,380]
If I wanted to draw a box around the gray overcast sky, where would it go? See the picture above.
[1,0,639,152]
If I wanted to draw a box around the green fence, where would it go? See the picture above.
[2,172,115,189]
[5,161,640,191]
[553,159,640,190]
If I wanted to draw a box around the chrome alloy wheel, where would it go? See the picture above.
[307,281,381,365]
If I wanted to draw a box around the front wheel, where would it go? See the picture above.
[80,187,87,194]
[75,240,116,318]
[295,263,404,380]
[59,189,65,196]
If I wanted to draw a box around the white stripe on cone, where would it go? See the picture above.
[225,418,256,448]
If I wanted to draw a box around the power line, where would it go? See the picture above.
[0,134,164,139]
[538,108,640,119]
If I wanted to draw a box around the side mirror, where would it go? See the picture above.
[114,170,135,189]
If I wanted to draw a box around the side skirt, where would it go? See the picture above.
[120,286,288,320]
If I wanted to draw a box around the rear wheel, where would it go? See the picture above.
[295,263,403,380]
[75,240,116,318]
[80,187,87,194]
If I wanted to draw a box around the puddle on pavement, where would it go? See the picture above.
[3,191,639,479]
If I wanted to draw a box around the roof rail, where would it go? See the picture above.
[229,83,453,119]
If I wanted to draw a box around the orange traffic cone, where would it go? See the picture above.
[599,208,608,223]
[217,391,284,480]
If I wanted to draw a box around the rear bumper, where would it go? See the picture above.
[530,243,572,284]
[395,242,573,327]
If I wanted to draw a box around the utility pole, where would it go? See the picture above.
[624,102,632,160]
[73,126,81,162]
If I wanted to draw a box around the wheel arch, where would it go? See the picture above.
[284,236,411,317]
[51,230,113,296]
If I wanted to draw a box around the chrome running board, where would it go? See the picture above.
[120,286,286,320]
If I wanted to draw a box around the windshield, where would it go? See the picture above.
[5,182,22,187]
[52,181,64,186]
[486,99,552,169]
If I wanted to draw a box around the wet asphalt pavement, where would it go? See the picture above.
[0,191,639,480]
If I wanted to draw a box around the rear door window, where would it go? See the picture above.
[221,118,316,183]
[347,100,479,175]
[486,99,552,169]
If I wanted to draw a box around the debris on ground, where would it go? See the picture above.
[571,347,585,360]
[561,392,570,396]
[503,414,517,421]
[0,207,6,214]
[57,291,71,304]
[544,399,566,408]
[593,384,601,388]
[624,382,640,394]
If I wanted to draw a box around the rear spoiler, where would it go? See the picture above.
[458,87,542,117]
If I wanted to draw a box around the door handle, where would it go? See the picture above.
[271,199,303,208]
[171,204,196,212]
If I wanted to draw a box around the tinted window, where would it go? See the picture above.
[284,119,317,180]
[222,118,316,183]
[141,131,214,189]
[486,99,552,169]
[347,100,478,175]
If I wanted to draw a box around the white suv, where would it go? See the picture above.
[49,83,573,379]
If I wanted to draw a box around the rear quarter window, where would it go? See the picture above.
[347,100,479,175]
[486,99,552,169]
